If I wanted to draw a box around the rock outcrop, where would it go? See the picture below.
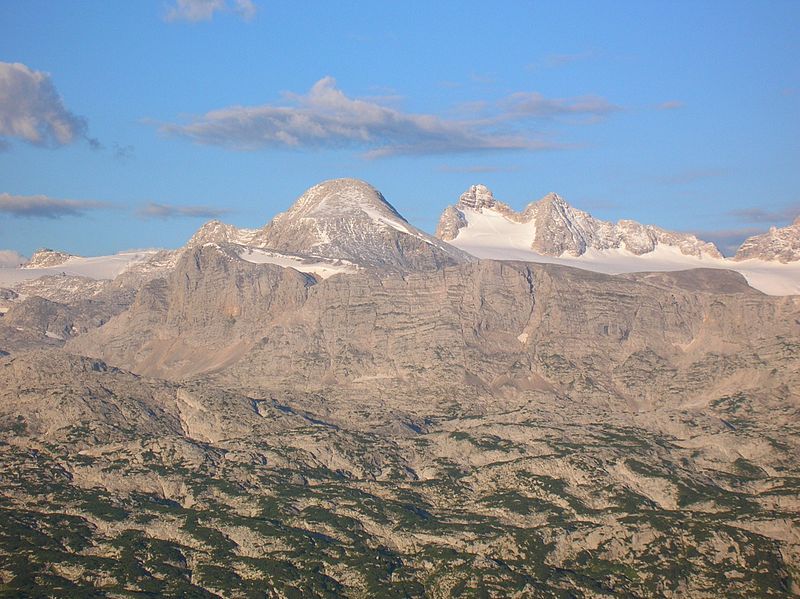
[734,216,800,263]
[186,220,261,248]
[22,248,75,269]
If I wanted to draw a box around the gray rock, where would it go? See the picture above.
[734,215,800,262]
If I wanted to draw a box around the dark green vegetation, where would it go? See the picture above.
[1,385,798,598]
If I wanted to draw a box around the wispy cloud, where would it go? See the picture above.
[164,0,257,22]
[0,62,96,149]
[158,76,617,158]
[655,168,726,185]
[136,202,230,219]
[502,92,621,119]
[657,100,685,110]
[692,227,764,257]
[437,164,520,174]
[728,203,800,224]
[0,193,110,218]
[0,250,28,267]
[158,76,563,157]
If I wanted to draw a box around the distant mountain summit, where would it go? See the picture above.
[734,216,800,263]
[187,220,261,248]
[22,248,76,269]
[186,178,467,271]
[437,184,723,259]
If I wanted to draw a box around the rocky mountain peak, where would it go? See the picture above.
[734,217,800,263]
[257,178,471,271]
[537,192,567,207]
[187,219,260,248]
[457,184,497,211]
[22,248,75,269]
[281,178,406,224]
[437,187,723,260]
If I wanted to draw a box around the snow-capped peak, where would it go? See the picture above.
[437,184,723,260]
[734,216,800,263]
[256,178,471,270]
[275,178,407,226]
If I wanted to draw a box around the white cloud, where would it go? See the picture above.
[0,193,109,218]
[437,164,520,174]
[158,76,563,157]
[136,202,230,219]
[0,62,92,148]
[165,0,257,22]
[728,203,800,224]
[692,227,764,257]
[0,250,28,267]
[502,92,621,119]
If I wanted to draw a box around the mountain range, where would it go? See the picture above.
[437,184,723,259]
[0,178,799,597]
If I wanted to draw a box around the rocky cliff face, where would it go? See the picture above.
[67,243,317,379]
[68,242,800,410]
[437,184,723,258]
[734,216,800,262]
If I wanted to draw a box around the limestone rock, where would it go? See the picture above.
[734,216,800,262]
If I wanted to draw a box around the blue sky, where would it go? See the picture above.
[1,0,798,258]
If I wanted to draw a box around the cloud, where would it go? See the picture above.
[159,76,559,157]
[502,92,621,119]
[0,250,28,267]
[655,168,726,185]
[165,0,257,22]
[137,202,230,219]
[692,227,764,257]
[657,100,685,110]
[728,203,800,224]
[0,62,94,148]
[0,193,109,218]
[437,164,520,174]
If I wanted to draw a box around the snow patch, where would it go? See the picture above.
[0,250,158,286]
[452,228,800,296]
[237,248,358,279]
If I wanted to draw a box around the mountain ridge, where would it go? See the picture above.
[437,184,723,259]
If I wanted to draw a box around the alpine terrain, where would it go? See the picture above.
[1,178,799,598]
